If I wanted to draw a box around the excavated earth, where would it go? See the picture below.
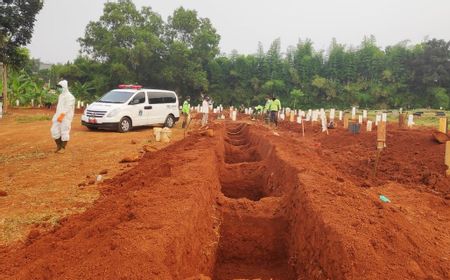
[0,121,449,279]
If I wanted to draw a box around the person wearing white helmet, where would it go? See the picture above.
[50,80,75,153]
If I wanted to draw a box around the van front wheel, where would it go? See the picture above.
[118,117,132,133]
[164,115,175,128]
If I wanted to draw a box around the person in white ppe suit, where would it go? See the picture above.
[51,80,75,153]
[201,95,210,127]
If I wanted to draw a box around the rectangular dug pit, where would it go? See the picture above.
[224,144,261,164]
[220,162,267,201]
[214,212,296,280]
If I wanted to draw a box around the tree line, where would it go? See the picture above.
[2,0,450,110]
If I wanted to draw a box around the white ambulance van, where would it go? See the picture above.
[81,85,179,132]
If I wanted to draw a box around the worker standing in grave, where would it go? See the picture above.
[181,96,191,128]
[264,95,272,124]
[269,96,281,127]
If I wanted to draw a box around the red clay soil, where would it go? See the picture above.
[0,131,223,279]
[0,119,449,280]
[316,124,450,197]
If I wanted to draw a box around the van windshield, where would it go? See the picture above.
[98,91,135,104]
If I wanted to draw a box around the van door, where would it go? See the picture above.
[128,92,147,126]
[163,92,179,118]
[147,91,166,124]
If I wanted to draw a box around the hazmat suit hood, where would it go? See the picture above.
[57,80,69,94]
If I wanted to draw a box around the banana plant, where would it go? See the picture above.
[71,81,97,102]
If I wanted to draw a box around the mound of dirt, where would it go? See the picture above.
[1,121,449,280]
[317,124,450,196]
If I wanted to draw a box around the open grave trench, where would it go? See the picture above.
[213,123,298,280]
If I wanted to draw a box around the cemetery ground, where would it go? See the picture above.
[0,108,185,245]
[0,108,449,279]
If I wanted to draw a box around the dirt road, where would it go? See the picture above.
[0,108,185,245]
[0,111,449,279]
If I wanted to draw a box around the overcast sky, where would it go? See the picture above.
[27,0,450,63]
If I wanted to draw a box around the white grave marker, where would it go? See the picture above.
[407,114,414,127]
[330,109,335,120]
[375,114,381,126]
[367,120,373,132]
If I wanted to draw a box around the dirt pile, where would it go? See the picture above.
[0,121,449,280]
[0,133,222,279]
[317,124,450,196]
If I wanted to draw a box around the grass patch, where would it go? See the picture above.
[365,109,449,128]
[15,115,52,123]
[0,150,47,164]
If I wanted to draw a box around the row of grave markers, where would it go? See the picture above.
[11,99,89,109]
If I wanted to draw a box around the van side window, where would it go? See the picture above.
[147,92,176,104]
[147,92,164,104]
[131,92,145,104]
[164,93,176,103]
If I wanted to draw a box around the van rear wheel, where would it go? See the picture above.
[164,115,175,128]
[118,117,132,133]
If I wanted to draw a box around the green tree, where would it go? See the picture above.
[290,89,304,109]
[0,0,43,112]
[431,87,449,109]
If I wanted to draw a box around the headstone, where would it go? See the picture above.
[31,99,34,107]
[399,113,407,129]
[349,122,360,134]
[343,114,349,129]
[358,115,363,124]
[339,111,343,121]
[439,117,448,134]
[375,114,381,126]
[407,114,414,128]
[320,109,326,120]
[330,109,335,120]
[321,116,328,132]
[286,108,291,118]
[312,110,319,122]
[0,102,3,119]
[297,116,302,124]
[367,120,373,132]
[351,107,356,120]
[232,110,237,121]
[290,111,295,122]
[16,99,19,107]
[363,110,367,120]
[77,100,81,109]
[377,120,387,149]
